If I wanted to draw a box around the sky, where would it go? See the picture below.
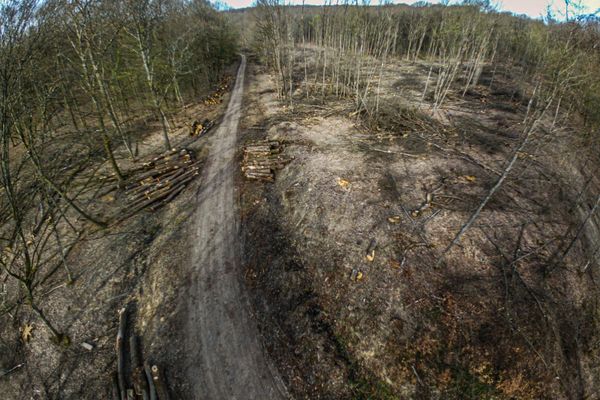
[222,0,600,19]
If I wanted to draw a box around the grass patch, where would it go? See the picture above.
[440,365,501,400]
[330,332,400,399]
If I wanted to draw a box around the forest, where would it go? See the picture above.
[1,0,600,399]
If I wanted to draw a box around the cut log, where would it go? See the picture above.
[128,174,195,212]
[130,335,149,400]
[244,170,273,177]
[243,151,272,157]
[149,148,178,162]
[241,139,287,183]
[126,163,197,199]
[243,162,287,169]
[242,166,272,173]
[151,365,171,400]
[251,140,280,146]
[121,147,202,218]
[149,182,187,211]
[244,155,287,161]
[245,175,274,180]
[129,169,198,207]
[244,145,271,152]
[131,163,184,183]
[150,169,198,195]
[144,362,157,400]
[243,154,287,162]
[366,238,377,262]
[245,173,274,182]
[116,307,127,400]
[151,155,191,169]
[112,373,120,400]
[128,169,187,198]
[242,165,274,172]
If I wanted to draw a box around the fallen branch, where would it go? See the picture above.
[0,363,24,378]
[112,373,120,400]
[436,90,555,267]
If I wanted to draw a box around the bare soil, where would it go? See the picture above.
[182,55,289,400]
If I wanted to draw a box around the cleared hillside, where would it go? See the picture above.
[239,2,600,399]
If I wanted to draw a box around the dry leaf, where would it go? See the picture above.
[389,259,401,269]
[388,216,401,224]
[337,178,350,189]
[517,151,533,159]
[464,175,477,182]
[350,268,363,281]
[366,250,375,262]
[21,323,34,343]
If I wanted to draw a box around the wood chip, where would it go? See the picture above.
[81,342,94,351]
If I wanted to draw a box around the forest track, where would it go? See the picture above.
[184,55,289,399]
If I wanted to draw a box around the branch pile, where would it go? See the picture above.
[125,148,200,214]
[242,140,290,182]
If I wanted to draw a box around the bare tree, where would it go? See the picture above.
[126,0,173,151]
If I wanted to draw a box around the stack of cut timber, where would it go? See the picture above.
[125,148,200,213]
[242,140,290,182]
[203,76,231,105]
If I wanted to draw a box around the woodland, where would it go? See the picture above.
[1,0,600,399]
[0,0,237,341]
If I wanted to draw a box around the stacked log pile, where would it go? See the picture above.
[203,76,232,106]
[242,140,290,182]
[125,148,200,214]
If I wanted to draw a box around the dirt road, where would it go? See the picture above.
[184,56,289,399]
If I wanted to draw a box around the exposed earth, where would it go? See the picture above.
[183,55,289,400]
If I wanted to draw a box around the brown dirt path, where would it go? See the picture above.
[183,55,289,399]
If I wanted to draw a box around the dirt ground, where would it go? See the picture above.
[181,55,289,400]
[240,57,600,400]
[0,64,238,399]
